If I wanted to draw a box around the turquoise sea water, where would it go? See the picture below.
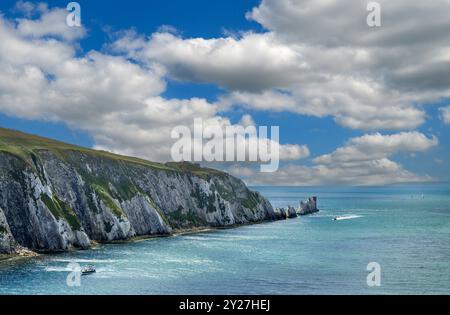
[1,184,449,295]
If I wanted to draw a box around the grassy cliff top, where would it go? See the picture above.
[0,127,225,177]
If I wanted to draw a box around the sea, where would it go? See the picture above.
[0,184,449,295]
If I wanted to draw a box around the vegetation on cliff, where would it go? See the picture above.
[0,128,276,254]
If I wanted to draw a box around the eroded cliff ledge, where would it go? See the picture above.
[0,128,276,254]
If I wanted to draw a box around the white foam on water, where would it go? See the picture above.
[333,215,363,221]
[310,214,334,218]
[44,265,114,273]
[44,266,73,272]
[49,258,116,263]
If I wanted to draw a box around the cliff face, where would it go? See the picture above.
[0,206,15,253]
[0,128,276,254]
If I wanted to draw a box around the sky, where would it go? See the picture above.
[0,0,449,185]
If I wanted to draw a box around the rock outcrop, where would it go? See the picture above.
[0,128,277,254]
[298,197,319,215]
[287,206,298,219]
[274,197,319,221]
[273,207,288,220]
[0,207,16,254]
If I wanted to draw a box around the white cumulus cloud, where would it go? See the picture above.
[440,106,450,124]
[0,6,303,164]
[113,0,450,130]
[0,2,444,185]
[232,132,438,186]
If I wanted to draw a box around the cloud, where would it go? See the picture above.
[120,31,426,130]
[15,2,85,41]
[231,162,431,186]
[0,7,303,164]
[112,0,450,130]
[232,132,438,186]
[218,88,425,130]
[13,1,47,17]
[247,0,450,49]
[238,114,255,127]
[112,31,304,92]
[0,2,444,185]
[280,144,310,161]
[440,106,450,124]
[219,90,297,112]
[314,132,438,165]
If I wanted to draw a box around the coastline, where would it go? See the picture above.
[0,219,282,266]
[0,248,39,265]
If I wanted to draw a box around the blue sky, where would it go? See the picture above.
[0,0,449,185]
[0,0,262,147]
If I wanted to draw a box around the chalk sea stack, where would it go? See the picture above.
[273,197,319,221]
[287,206,298,219]
[298,197,319,215]
[0,128,278,255]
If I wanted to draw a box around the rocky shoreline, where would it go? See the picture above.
[0,128,280,255]
[1,190,320,258]
[0,129,321,258]
[0,197,320,263]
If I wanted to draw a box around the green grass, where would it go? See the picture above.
[165,161,227,179]
[0,127,225,177]
[0,127,243,227]
[41,194,60,218]
[215,181,236,201]
[0,127,172,171]
[168,206,201,225]
[241,192,260,210]
[115,180,141,201]
[40,193,82,231]
[91,184,126,219]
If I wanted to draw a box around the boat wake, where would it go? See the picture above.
[50,258,116,263]
[333,215,362,221]
[44,266,73,272]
